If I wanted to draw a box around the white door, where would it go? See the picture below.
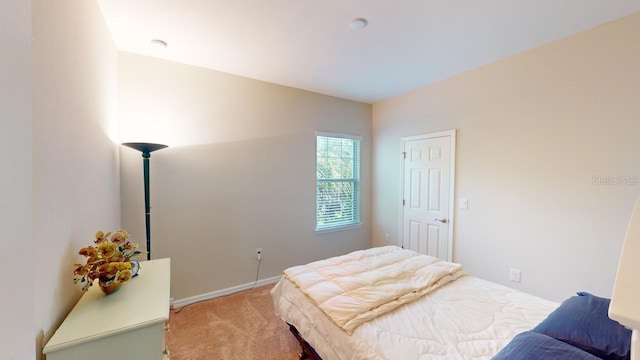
[402,131,455,261]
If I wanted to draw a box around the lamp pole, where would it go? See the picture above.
[122,142,168,260]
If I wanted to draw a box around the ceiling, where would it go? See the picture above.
[97,0,640,104]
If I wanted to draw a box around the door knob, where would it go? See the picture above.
[435,218,448,224]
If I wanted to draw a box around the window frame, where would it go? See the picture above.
[315,131,362,234]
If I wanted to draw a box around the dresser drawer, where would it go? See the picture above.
[45,323,165,360]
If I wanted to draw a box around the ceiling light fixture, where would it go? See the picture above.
[150,39,168,49]
[350,18,368,30]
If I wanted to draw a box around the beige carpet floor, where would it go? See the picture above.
[165,284,301,360]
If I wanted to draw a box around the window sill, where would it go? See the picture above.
[315,223,362,235]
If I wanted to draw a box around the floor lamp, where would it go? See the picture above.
[122,142,168,260]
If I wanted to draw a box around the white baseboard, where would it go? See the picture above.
[171,275,282,309]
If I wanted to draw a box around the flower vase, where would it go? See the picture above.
[98,276,122,295]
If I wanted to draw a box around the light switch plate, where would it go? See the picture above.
[460,198,468,209]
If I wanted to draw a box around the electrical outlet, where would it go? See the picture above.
[384,233,390,242]
[509,268,521,283]
[256,248,262,260]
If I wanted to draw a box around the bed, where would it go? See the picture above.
[271,245,632,360]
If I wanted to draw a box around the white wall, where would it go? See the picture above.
[119,52,372,300]
[32,0,120,357]
[373,13,640,302]
[0,1,35,359]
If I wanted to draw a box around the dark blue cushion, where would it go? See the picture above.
[533,292,631,360]
[493,331,601,360]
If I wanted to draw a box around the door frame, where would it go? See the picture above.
[399,129,456,261]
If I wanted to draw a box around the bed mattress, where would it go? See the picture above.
[272,274,558,360]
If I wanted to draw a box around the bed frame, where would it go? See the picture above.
[288,324,322,360]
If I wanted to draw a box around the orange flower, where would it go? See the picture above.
[97,242,116,259]
[98,263,119,278]
[117,269,132,283]
[112,252,126,262]
[117,262,132,271]
[86,256,102,265]
[123,241,138,251]
[73,264,89,276]
[78,246,98,257]
[94,231,111,244]
[110,230,128,246]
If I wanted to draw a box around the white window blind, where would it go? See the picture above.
[316,133,361,231]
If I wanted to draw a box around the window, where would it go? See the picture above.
[316,133,361,232]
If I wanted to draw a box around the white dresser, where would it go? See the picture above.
[43,258,171,360]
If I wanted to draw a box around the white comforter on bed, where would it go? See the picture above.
[283,246,465,334]
[273,251,558,360]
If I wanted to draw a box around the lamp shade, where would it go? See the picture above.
[609,194,640,360]
[609,195,640,329]
[122,142,168,155]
